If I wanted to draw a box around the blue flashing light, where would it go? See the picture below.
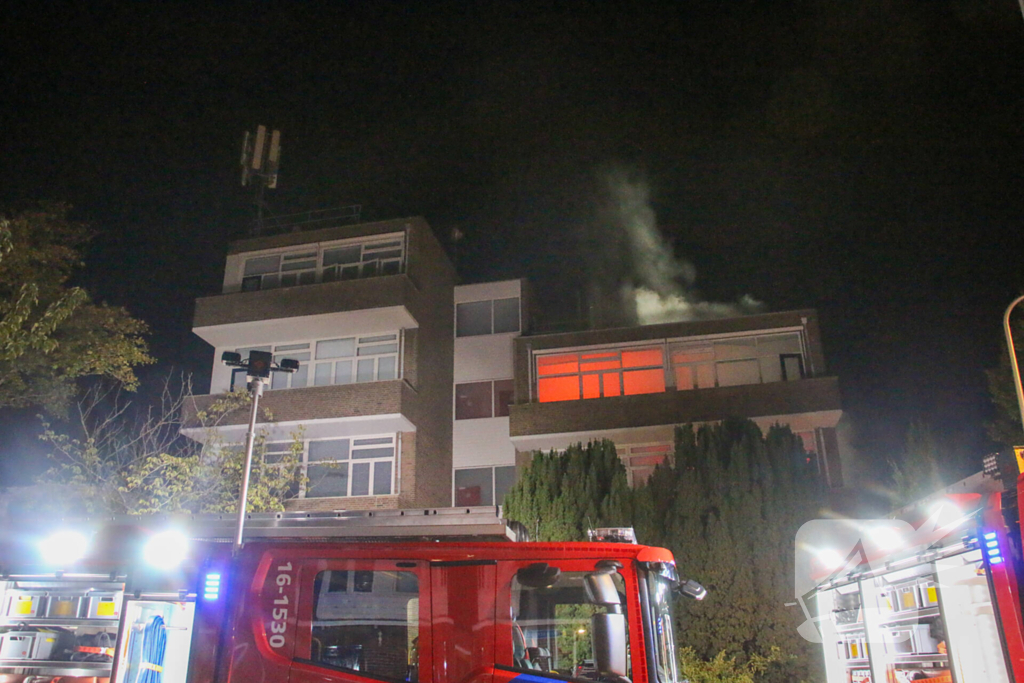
[984,531,998,540]
[204,573,222,601]
[989,547,1001,555]
[992,557,1005,565]
[987,540,1000,548]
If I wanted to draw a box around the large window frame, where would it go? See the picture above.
[455,297,521,337]
[231,332,400,393]
[239,232,406,292]
[535,346,666,403]
[453,465,517,506]
[294,559,428,683]
[532,330,807,403]
[454,379,514,420]
[266,435,398,499]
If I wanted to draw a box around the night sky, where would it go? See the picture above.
[2,2,1023,489]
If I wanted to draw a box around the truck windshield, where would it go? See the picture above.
[646,572,678,683]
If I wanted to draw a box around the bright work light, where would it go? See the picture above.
[39,530,89,566]
[143,530,190,569]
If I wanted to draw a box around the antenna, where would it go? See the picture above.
[240,125,282,234]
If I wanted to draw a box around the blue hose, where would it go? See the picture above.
[137,615,167,683]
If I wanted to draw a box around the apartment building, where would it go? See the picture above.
[187,216,843,512]
[186,216,456,510]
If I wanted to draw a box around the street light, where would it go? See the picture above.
[1002,295,1024,438]
[221,350,298,552]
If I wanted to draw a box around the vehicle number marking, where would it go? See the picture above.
[268,561,293,649]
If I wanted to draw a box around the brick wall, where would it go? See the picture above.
[184,381,413,427]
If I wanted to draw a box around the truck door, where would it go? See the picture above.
[289,556,431,683]
[430,560,497,683]
[492,559,640,683]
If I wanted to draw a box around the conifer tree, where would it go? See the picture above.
[504,439,634,541]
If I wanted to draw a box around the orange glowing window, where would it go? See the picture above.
[582,374,600,399]
[631,444,671,454]
[602,373,621,397]
[537,353,579,376]
[674,366,694,390]
[538,375,580,402]
[621,348,663,368]
[582,351,618,360]
[623,368,665,395]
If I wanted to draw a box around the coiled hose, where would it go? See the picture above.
[137,615,167,683]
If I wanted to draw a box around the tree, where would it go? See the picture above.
[505,423,827,682]
[0,204,152,411]
[503,439,635,542]
[35,376,304,516]
[633,421,826,683]
[888,419,944,507]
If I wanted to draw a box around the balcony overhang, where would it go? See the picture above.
[193,305,416,348]
[182,413,417,444]
[509,376,842,443]
[192,275,421,347]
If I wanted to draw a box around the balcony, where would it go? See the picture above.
[508,376,841,447]
[192,274,420,348]
[181,380,419,443]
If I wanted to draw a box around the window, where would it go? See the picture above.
[671,332,804,390]
[456,297,521,337]
[455,379,514,419]
[241,250,317,291]
[263,441,301,499]
[268,436,397,499]
[619,443,671,487]
[313,334,399,387]
[322,239,404,282]
[511,568,630,680]
[454,466,517,506]
[240,234,405,292]
[536,347,665,403]
[231,333,399,393]
[312,569,420,682]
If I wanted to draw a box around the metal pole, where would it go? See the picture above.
[234,377,264,552]
[1002,295,1024,437]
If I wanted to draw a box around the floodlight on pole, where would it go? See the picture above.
[221,349,298,553]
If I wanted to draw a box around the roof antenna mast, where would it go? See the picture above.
[240,125,281,235]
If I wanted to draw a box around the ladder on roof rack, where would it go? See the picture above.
[51,507,524,542]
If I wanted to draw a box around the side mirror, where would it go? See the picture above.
[592,612,629,680]
[585,572,621,606]
[679,579,707,601]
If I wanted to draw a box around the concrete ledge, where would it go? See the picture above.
[508,376,842,436]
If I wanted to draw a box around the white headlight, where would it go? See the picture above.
[39,530,89,566]
[815,548,844,571]
[143,530,189,569]
[870,526,902,551]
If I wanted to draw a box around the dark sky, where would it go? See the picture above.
[2,1,1023,486]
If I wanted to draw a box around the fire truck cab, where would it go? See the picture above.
[0,508,690,683]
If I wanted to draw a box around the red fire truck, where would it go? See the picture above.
[0,507,701,683]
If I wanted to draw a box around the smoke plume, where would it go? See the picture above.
[599,168,762,325]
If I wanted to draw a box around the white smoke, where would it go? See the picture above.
[603,169,762,325]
